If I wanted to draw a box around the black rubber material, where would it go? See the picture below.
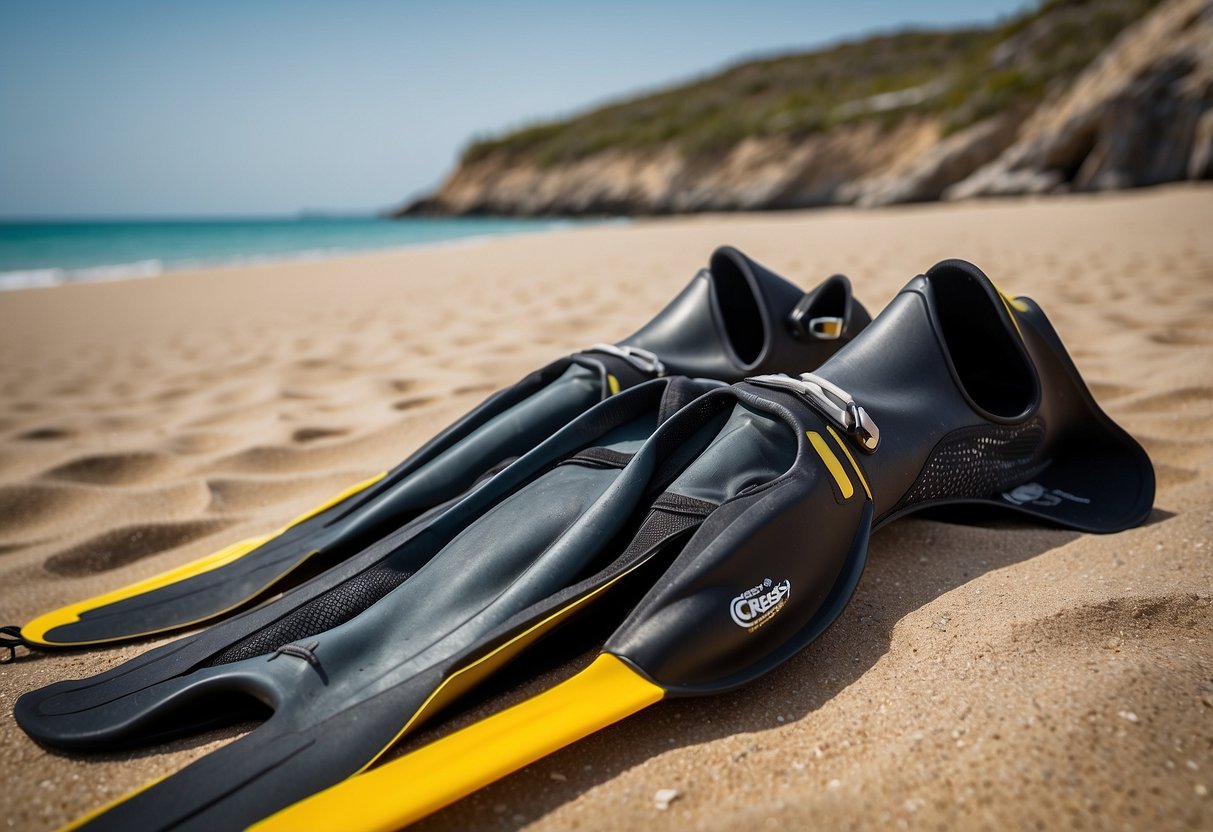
[15,259,1151,832]
[26,246,870,647]
[606,262,1153,695]
[622,248,872,380]
[18,378,717,830]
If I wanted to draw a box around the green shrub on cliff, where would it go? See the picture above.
[462,0,1160,167]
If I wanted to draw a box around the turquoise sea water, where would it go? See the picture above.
[0,217,584,290]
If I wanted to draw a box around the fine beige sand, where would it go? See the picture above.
[1,185,1211,831]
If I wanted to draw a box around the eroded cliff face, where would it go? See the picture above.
[413,118,941,216]
[399,0,1212,217]
[947,0,1213,198]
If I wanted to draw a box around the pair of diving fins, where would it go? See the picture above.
[10,251,1154,832]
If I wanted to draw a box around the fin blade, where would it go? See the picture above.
[280,471,387,529]
[21,534,275,646]
[22,471,386,646]
[251,654,664,832]
[57,773,170,832]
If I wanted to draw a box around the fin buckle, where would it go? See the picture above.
[745,373,880,453]
[587,344,666,377]
[805,316,844,340]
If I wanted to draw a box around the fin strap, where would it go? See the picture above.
[0,625,30,662]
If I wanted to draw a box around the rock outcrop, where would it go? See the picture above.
[416,119,939,216]
[845,109,1026,207]
[947,0,1213,199]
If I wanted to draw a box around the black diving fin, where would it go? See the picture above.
[21,372,732,831]
[249,261,1155,832]
[19,259,1151,832]
[13,247,870,649]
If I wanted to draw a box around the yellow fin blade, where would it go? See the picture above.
[57,774,170,832]
[251,653,664,832]
[21,534,274,646]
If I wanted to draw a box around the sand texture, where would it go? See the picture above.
[1,185,1211,831]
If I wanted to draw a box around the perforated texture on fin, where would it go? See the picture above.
[201,457,530,666]
[204,564,414,666]
[896,418,1049,510]
[620,493,716,560]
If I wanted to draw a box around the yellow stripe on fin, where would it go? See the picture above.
[22,471,387,646]
[808,430,854,500]
[825,426,872,500]
[994,286,1027,337]
[251,654,663,832]
[282,471,388,529]
[607,373,621,395]
[998,289,1030,313]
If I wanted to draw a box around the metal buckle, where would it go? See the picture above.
[745,372,880,453]
[806,316,844,340]
[587,344,666,377]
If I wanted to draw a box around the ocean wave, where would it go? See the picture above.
[0,260,164,291]
[0,268,68,291]
[0,250,416,291]
[0,219,614,291]
[0,244,480,291]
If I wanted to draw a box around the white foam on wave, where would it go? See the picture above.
[0,268,67,290]
[0,251,389,291]
[0,220,617,291]
[74,259,164,282]
[0,260,165,291]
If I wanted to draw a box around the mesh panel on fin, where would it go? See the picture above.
[204,564,414,666]
[202,455,527,666]
[897,418,1049,510]
[619,492,717,561]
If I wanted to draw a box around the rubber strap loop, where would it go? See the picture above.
[0,625,31,662]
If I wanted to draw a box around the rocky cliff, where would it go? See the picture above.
[398,0,1212,217]
[947,0,1213,197]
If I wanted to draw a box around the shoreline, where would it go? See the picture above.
[3,183,1208,293]
[0,216,601,292]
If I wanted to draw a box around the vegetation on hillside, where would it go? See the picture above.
[463,0,1160,167]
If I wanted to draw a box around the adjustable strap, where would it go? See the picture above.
[573,344,666,398]
[802,316,845,340]
[789,282,849,341]
[585,344,665,377]
[656,376,708,425]
[745,372,880,453]
[613,492,717,567]
[566,447,635,470]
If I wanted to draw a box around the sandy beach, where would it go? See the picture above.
[1,185,1211,831]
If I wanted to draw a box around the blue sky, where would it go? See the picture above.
[0,1,1029,218]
